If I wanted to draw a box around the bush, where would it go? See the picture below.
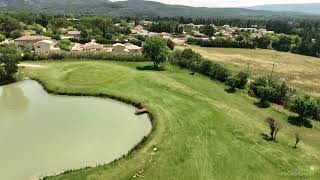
[57,40,72,51]
[249,76,293,106]
[207,62,230,82]
[226,71,249,91]
[289,94,320,122]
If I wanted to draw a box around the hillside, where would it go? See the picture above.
[21,61,320,179]
[0,0,312,17]
[251,3,320,15]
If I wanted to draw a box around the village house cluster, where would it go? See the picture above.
[0,19,277,54]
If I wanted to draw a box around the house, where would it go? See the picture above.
[112,43,129,54]
[83,40,104,52]
[67,31,81,39]
[34,40,60,54]
[172,38,187,46]
[140,20,153,27]
[71,43,84,52]
[111,43,141,54]
[124,43,141,54]
[131,25,145,34]
[194,31,207,38]
[14,35,51,45]
[147,32,160,37]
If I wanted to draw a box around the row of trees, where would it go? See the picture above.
[170,49,230,82]
[148,21,183,34]
[187,33,320,57]
[169,48,320,125]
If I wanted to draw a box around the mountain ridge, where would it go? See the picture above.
[250,3,320,15]
[0,0,317,17]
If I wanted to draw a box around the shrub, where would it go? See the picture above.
[289,94,319,122]
[57,40,72,51]
[226,71,249,91]
[207,62,230,82]
[249,76,293,106]
[198,60,212,76]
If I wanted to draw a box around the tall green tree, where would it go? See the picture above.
[200,24,214,37]
[0,44,21,82]
[142,37,169,69]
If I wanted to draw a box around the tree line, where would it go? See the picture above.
[169,48,320,125]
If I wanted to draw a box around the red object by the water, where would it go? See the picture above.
[135,107,148,115]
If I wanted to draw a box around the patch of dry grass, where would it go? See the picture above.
[180,46,320,97]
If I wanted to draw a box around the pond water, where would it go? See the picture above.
[0,80,152,180]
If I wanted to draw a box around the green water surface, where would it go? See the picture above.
[0,80,151,180]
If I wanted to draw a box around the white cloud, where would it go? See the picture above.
[115,0,320,7]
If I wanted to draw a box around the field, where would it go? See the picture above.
[21,60,320,179]
[178,46,320,97]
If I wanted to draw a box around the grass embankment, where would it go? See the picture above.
[21,60,320,179]
[179,46,320,97]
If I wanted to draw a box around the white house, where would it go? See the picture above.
[67,31,81,39]
[34,40,60,54]
[111,43,141,54]
[83,40,104,52]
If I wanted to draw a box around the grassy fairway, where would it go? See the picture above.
[21,60,320,179]
[178,46,320,97]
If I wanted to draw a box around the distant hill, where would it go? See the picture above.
[251,3,320,15]
[0,0,315,17]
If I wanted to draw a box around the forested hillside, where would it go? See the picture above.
[0,0,313,17]
[251,3,320,15]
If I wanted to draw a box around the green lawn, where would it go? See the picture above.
[21,60,320,179]
[178,46,320,97]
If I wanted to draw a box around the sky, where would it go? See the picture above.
[112,0,320,7]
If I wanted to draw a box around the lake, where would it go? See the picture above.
[0,80,152,180]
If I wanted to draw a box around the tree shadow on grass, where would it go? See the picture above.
[254,101,271,108]
[136,65,165,71]
[288,116,313,128]
[260,133,273,141]
[225,88,236,93]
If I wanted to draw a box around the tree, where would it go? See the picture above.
[265,117,282,141]
[0,44,21,82]
[1,17,21,37]
[255,35,272,49]
[142,37,169,69]
[200,24,214,37]
[272,34,293,52]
